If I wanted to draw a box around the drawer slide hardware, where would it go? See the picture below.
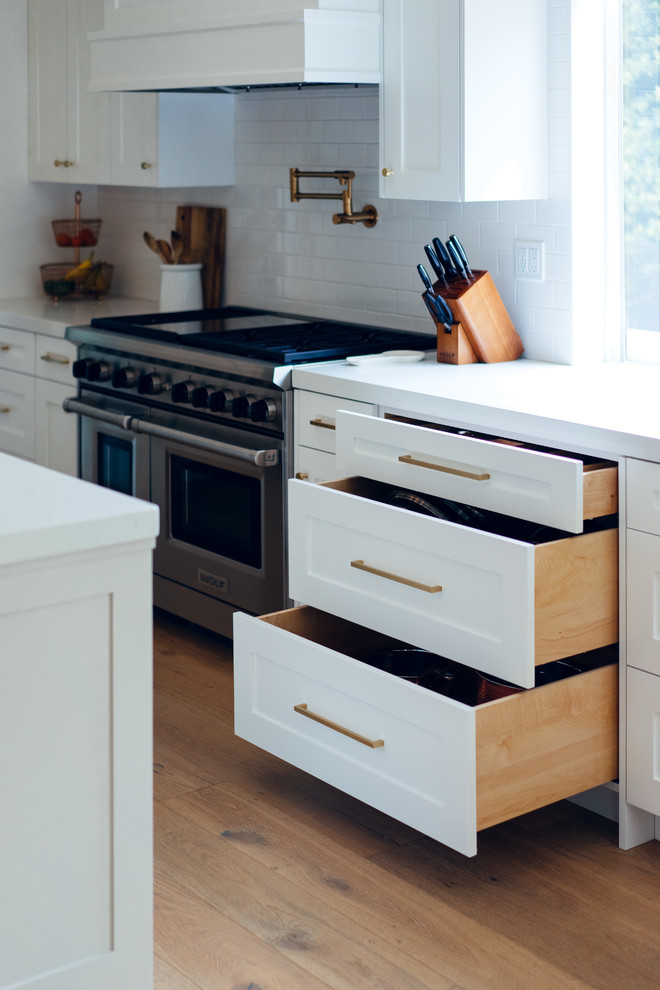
[351,558,443,594]
[310,418,336,431]
[294,703,385,749]
[399,452,490,481]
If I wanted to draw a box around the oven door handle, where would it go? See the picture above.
[63,397,280,468]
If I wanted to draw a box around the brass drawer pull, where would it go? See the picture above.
[1,406,11,414]
[294,703,384,749]
[140,161,153,170]
[351,558,442,594]
[40,353,70,366]
[0,344,10,351]
[309,418,335,430]
[399,453,490,481]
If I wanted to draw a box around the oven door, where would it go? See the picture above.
[75,392,150,499]
[149,414,285,618]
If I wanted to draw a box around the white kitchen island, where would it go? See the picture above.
[0,453,159,990]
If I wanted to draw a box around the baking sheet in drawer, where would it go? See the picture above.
[335,410,617,532]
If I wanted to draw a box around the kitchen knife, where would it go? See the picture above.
[417,263,434,291]
[446,239,470,281]
[432,237,458,277]
[448,234,473,277]
[430,292,455,331]
[424,244,447,283]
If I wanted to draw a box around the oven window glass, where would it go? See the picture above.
[98,433,134,495]
[170,455,262,568]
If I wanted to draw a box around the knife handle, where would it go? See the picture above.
[432,237,457,277]
[449,234,473,277]
[446,240,469,281]
[417,263,434,291]
[424,244,446,283]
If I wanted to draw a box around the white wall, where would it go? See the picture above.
[96,0,571,362]
[0,1,82,300]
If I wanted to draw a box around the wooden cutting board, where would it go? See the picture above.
[175,206,226,308]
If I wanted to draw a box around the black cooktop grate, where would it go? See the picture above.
[89,307,435,363]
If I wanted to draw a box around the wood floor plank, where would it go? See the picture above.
[161,779,597,990]
[370,816,660,990]
[155,872,332,990]
[152,613,660,990]
[156,802,459,990]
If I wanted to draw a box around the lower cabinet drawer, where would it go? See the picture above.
[288,476,618,688]
[234,606,618,857]
[626,666,660,816]
[0,369,35,460]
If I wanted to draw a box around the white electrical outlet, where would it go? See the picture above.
[515,240,544,281]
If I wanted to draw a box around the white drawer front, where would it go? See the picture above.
[627,528,660,677]
[234,610,478,856]
[626,666,660,816]
[0,327,35,375]
[294,447,338,485]
[336,411,588,532]
[0,370,36,459]
[35,335,77,386]
[288,478,535,687]
[627,458,660,536]
[296,392,376,454]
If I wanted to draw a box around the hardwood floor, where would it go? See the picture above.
[152,610,660,990]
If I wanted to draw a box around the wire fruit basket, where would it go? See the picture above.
[40,262,114,301]
[51,218,102,248]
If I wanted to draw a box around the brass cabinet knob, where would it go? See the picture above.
[140,162,153,170]
[382,168,394,177]
[295,472,309,480]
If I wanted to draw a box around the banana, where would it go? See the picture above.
[65,251,95,281]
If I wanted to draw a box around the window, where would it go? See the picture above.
[623,0,660,362]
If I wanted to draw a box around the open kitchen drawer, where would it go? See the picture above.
[335,411,618,533]
[233,606,618,857]
[288,476,618,688]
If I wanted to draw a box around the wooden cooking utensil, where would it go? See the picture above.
[157,239,173,264]
[143,230,170,264]
[170,230,184,265]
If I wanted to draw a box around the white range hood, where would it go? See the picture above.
[88,0,380,91]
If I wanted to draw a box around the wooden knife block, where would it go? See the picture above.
[423,292,477,365]
[433,270,524,364]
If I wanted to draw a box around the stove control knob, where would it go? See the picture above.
[232,394,257,418]
[72,358,94,379]
[250,398,277,423]
[112,366,137,389]
[86,361,112,382]
[171,381,195,404]
[138,372,166,395]
[209,389,234,413]
[191,386,214,408]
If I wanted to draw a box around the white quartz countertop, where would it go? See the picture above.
[292,356,660,461]
[0,453,159,568]
[0,296,156,337]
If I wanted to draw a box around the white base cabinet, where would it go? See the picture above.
[236,406,620,855]
[0,326,77,475]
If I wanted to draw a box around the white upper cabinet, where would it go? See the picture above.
[88,0,380,90]
[28,0,111,184]
[28,0,235,187]
[109,92,234,187]
[379,0,548,202]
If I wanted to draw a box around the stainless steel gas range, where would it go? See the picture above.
[65,306,433,637]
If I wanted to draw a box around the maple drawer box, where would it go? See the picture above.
[288,475,618,689]
[335,411,618,533]
[234,606,617,857]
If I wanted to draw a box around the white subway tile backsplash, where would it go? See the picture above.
[95,1,573,362]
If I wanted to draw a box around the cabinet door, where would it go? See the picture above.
[0,370,36,461]
[379,0,461,201]
[627,666,660,816]
[109,92,235,187]
[28,0,110,183]
[379,0,547,202]
[35,380,78,477]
